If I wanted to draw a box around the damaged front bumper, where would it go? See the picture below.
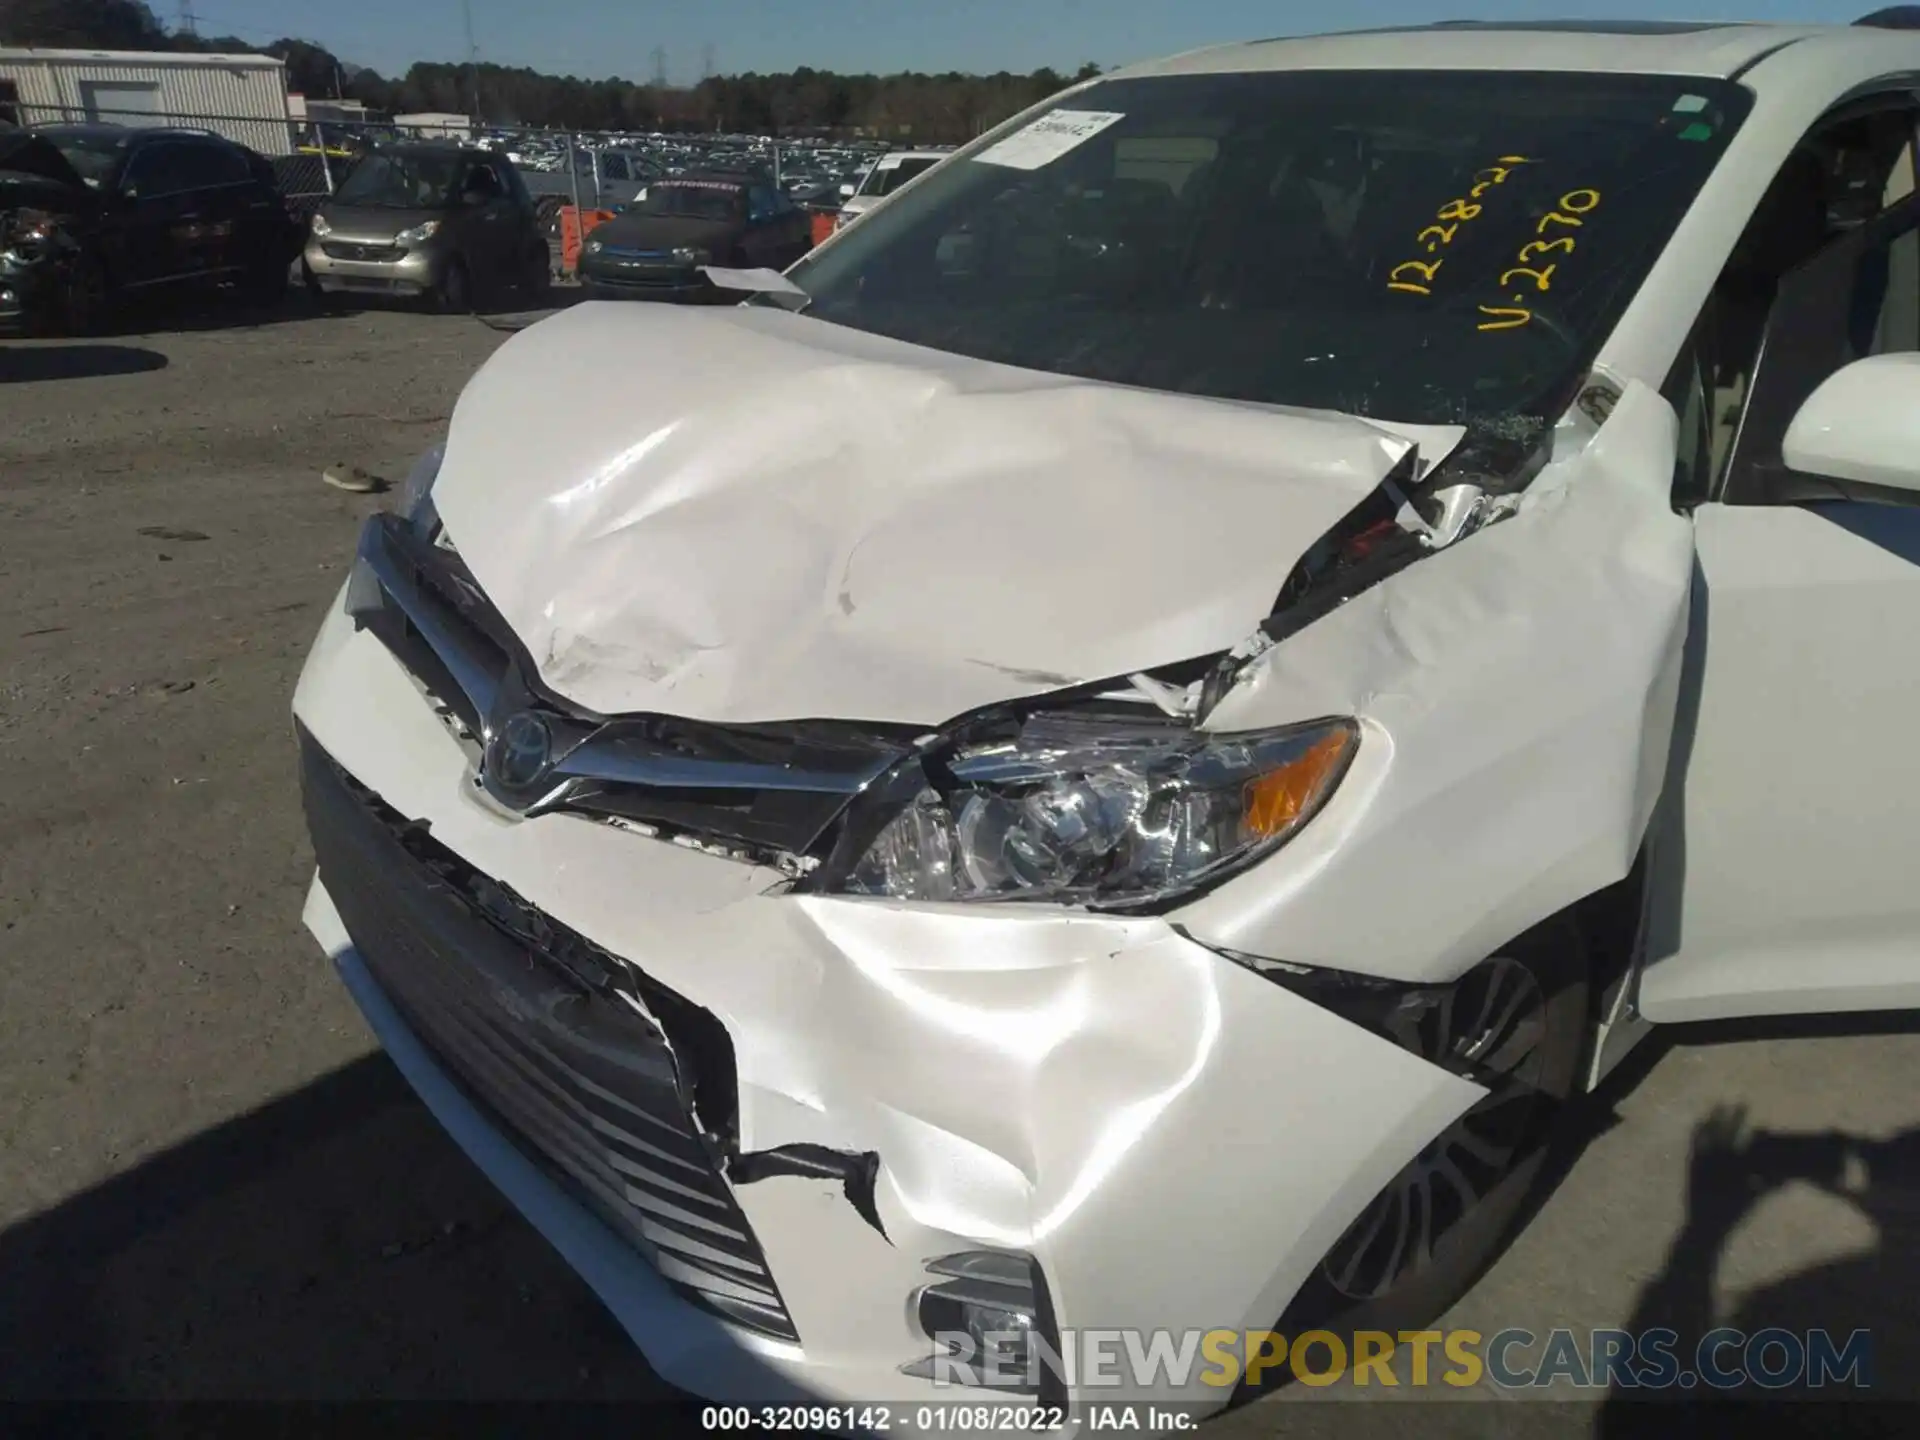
[293,583,1485,1414]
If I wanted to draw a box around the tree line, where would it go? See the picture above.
[0,0,1102,141]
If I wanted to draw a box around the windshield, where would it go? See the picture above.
[45,130,126,186]
[334,152,462,208]
[635,182,743,220]
[785,71,1749,428]
[859,156,940,198]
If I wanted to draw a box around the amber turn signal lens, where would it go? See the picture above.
[1241,727,1356,841]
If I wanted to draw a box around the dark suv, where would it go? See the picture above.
[2,124,302,333]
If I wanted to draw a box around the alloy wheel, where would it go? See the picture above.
[1319,956,1551,1302]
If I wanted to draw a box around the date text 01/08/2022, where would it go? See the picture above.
[701,1405,1078,1431]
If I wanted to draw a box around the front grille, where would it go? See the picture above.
[323,241,404,262]
[301,727,800,1341]
[587,271,695,289]
[347,513,915,863]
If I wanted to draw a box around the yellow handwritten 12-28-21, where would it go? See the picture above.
[1385,155,1533,297]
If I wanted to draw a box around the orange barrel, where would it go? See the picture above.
[560,207,619,274]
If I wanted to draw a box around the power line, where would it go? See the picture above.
[462,0,482,121]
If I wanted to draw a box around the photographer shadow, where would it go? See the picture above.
[1597,1101,1920,1433]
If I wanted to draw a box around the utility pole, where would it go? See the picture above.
[702,44,716,80]
[462,0,483,124]
[651,46,669,91]
[178,0,198,37]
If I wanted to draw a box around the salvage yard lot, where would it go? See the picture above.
[2,305,1918,1431]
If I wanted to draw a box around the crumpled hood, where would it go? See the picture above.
[432,302,1463,725]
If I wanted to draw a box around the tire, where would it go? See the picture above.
[55,254,112,337]
[1277,915,1590,1348]
[520,245,553,305]
[431,259,473,315]
[239,254,290,307]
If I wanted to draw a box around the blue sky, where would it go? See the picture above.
[186,1,1865,83]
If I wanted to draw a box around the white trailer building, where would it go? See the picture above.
[0,48,293,156]
[393,112,474,141]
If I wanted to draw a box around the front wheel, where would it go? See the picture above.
[1284,916,1590,1339]
[55,254,112,337]
[520,245,553,305]
[238,254,290,307]
[430,259,472,315]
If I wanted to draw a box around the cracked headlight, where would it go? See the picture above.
[826,710,1357,906]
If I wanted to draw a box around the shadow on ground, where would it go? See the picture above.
[1594,1013,1920,1436]
[0,344,168,383]
[0,1054,702,1415]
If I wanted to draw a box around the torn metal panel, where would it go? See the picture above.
[730,1143,889,1241]
[1175,379,1694,985]
[430,302,1463,726]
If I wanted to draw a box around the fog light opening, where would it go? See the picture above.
[902,1250,1054,1397]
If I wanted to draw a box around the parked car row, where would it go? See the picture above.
[3,121,962,335]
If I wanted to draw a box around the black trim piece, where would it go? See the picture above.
[730,1144,889,1241]
[1727,37,1811,83]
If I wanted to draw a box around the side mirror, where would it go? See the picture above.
[1782,354,1920,496]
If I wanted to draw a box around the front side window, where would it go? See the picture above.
[1721,110,1920,504]
[787,71,1750,431]
[174,140,247,189]
[123,143,196,197]
[45,129,127,186]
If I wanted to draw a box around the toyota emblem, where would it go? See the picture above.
[489,711,554,791]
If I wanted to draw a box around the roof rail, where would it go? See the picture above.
[1856,6,1920,25]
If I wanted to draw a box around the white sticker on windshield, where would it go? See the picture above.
[973,110,1126,171]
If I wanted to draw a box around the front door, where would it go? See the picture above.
[114,141,201,285]
[1640,101,1920,1023]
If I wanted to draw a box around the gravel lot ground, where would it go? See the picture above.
[1,299,1916,1433]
